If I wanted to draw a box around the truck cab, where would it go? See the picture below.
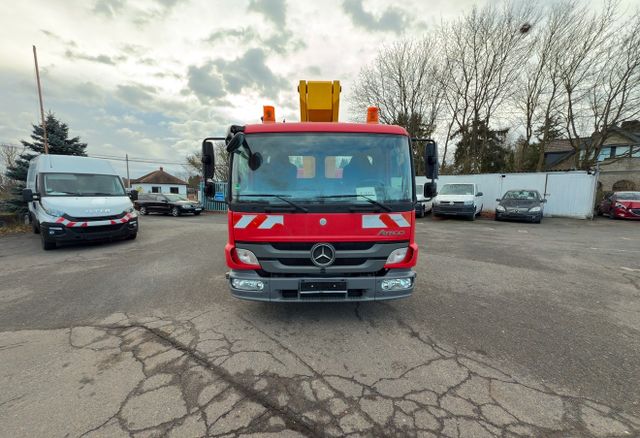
[202,81,437,301]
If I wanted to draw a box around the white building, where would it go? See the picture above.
[130,167,188,195]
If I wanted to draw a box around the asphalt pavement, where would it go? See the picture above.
[0,213,638,437]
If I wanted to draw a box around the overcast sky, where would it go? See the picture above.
[0,0,628,178]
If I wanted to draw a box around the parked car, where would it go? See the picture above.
[495,189,546,223]
[22,154,139,250]
[135,193,203,216]
[432,183,483,220]
[415,182,433,218]
[597,191,640,220]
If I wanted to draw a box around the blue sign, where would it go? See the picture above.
[214,192,225,202]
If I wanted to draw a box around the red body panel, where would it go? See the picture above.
[611,200,640,220]
[244,122,409,136]
[226,210,418,269]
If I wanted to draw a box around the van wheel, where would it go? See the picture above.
[469,213,476,221]
[127,232,137,240]
[41,234,56,250]
[32,216,40,234]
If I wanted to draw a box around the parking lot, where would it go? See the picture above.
[0,214,638,437]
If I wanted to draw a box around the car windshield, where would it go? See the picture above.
[439,184,474,195]
[503,190,540,200]
[43,173,125,197]
[231,133,412,205]
[616,192,640,200]
[164,194,187,202]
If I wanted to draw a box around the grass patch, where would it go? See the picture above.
[0,223,30,236]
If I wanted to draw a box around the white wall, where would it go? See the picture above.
[132,183,187,195]
[432,171,598,219]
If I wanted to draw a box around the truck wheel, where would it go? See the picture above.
[41,234,56,250]
[171,207,180,217]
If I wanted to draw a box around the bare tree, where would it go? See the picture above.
[439,2,536,173]
[185,142,230,182]
[350,38,444,175]
[0,144,22,196]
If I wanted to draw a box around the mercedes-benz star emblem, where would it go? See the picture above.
[310,243,336,267]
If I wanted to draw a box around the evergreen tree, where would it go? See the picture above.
[392,111,434,176]
[3,112,87,214]
[451,119,511,174]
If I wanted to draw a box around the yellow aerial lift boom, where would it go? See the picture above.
[297,80,341,122]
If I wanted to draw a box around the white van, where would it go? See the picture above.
[22,154,139,250]
[432,183,483,220]
[415,176,435,217]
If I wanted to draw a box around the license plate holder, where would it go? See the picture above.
[299,280,347,294]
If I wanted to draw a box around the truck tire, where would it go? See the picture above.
[41,234,56,250]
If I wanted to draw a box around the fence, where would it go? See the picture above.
[434,171,598,219]
[200,181,228,212]
[203,171,599,219]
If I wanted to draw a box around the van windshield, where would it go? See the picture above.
[439,184,474,195]
[42,173,126,197]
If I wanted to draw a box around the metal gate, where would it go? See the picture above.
[200,182,228,212]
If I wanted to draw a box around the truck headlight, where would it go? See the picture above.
[529,206,541,212]
[231,279,264,291]
[381,278,413,291]
[386,247,408,265]
[496,205,505,212]
[235,248,259,266]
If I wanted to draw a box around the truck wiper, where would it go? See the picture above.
[316,194,392,212]
[237,194,308,213]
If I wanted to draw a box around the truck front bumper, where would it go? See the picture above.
[228,269,416,302]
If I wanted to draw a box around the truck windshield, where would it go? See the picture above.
[231,133,412,208]
[42,173,126,197]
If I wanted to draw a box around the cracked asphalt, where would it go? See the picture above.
[0,214,639,437]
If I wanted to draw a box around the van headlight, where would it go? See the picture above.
[529,207,541,212]
[464,200,474,205]
[42,205,65,217]
[125,207,135,213]
[496,205,505,212]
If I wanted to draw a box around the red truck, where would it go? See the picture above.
[201,81,438,301]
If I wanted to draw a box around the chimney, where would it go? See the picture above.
[160,166,163,171]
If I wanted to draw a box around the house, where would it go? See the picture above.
[130,167,188,195]
[544,122,640,192]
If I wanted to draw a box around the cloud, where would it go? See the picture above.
[116,84,158,108]
[64,49,127,65]
[185,48,287,103]
[342,0,409,33]
[248,0,286,27]
[187,65,226,102]
[93,0,125,18]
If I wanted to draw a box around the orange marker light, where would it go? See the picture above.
[366,106,379,124]
[263,105,275,123]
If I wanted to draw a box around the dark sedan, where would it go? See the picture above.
[135,193,203,216]
[495,189,546,223]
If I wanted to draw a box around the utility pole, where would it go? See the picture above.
[33,45,49,154]
[126,154,130,188]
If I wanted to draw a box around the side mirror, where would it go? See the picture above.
[424,142,439,180]
[424,182,437,198]
[22,188,35,202]
[202,140,215,181]
[128,190,138,201]
[204,178,215,197]
[542,199,547,203]
[476,192,483,197]
[495,198,501,202]
[226,132,246,153]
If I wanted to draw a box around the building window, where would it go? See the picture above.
[170,187,179,194]
[151,186,160,193]
[597,147,612,162]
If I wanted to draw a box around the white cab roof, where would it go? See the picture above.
[31,154,118,175]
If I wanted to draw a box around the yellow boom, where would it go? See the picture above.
[298,80,341,122]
